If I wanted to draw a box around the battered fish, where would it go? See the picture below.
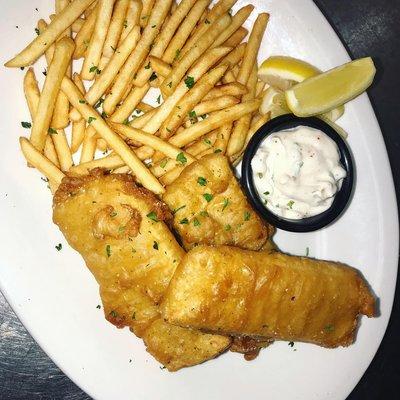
[162,246,375,348]
[163,154,274,251]
[53,170,230,371]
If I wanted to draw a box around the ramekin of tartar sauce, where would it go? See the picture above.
[241,114,354,232]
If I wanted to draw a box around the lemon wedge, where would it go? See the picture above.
[285,57,376,117]
[260,87,290,118]
[258,56,320,90]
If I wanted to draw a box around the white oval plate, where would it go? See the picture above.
[0,1,398,399]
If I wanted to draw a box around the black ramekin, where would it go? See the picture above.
[241,114,354,232]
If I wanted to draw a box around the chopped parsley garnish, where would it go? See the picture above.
[149,71,158,81]
[79,99,86,104]
[35,28,40,35]
[257,172,263,179]
[199,211,208,217]
[48,127,57,135]
[88,116,96,124]
[287,200,294,209]
[174,49,180,61]
[224,224,231,231]
[193,218,201,227]
[123,19,128,28]
[89,65,100,74]
[101,111,107,118]
[21,121,31,128]
[173,205,186,214]
[94,98,104,108]
[55,243,62,251]
[176,152,187,164]
[179,218,189,225]
[324,324,334,333]
[205,18,211,24]
[153,241,159,250]
[96,305,101,309]
[264,191,270,196]
[160,159,168,168]
[109,211,117,217]
[184,76,195,89]
[144,62,151,69]
[197,176,207,186]
[222,198,229,211]
[147,211,158,222]
[288,341,294,347]
[203,193,213,202]
[151,24,156,28]
[132,312,136,320]
[42,69,47,76]
[188,110,196,119]
[167,81,172,88]
[110,46,117,52]
[157,94,161,104]
[106,244,111,257]
[214,149,222,153]
[244,211,251,221]
[305,247,310,257]
[109,310,118,318]
[123,118,130,125]
[203,138,212,146]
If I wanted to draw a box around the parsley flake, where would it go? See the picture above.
[157,94,161,104]
[147,211,158,222]
[288,341,294,347]
[106,244,111,258]
[287,200,294,209]
[193,218,201,227]
[203,193,213,202]
[203,138,212,146]
[197,177,207,186]
[184,76,195,89]
[173,205,186,214]
[149,71,157,81]
[48,127,57,135]
[21,121,31,129]
[324,324,334,333]
[244,211,251,221]
[35,28,40,35]
[222,198,229,211]
[176,152,187,164]
[153,241,159,250]
[214,149,222,153]
[55,243,62,251]
[224,224,231,231]
[88,116,96,124]
[180,218,189,225]
[160,159,168,169]
[174,49,180,61]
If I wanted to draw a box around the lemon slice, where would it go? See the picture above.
[322,105,345,122]
[258,56,320,90]
[285,57,376,117]
[260,87,290,118]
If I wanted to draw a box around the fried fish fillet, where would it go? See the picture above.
[53,170,230,371]
[162,246,375,348]
[163,154,274,251]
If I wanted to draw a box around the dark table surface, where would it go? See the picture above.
[1,1,400,399]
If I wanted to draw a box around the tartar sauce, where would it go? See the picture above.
[251,126,347,219]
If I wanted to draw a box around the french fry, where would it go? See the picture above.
[202,82,248,101]
[51,129,74,171]
[19,137,65,185]
[230,112,271,166]
[132,0,197,87]
[103,0,172,115]
[30,37,75,152]
[170,0,178,14]
[227,64,258,155]
[102,0,130,58]
[81,0,115,81]
[61,76,164,194]
[143,46,231,135]
[185,130,218,156]
[191,96,239,119]
[237,13,269,85]
[23,68,40,118]
[148,56,171,78]
[223,26,248,47]
[111,123,196,163]
[214,122,232,154]
[160,64,229,138]
[70,25,141,121]
[159,164,185,185]
[169,100,260,147]
[44,135,61,168]
[97,138,109,152]
[140,0,156,28]
[112,165,130,173]
[5,0,95,67]
[180,0,237,58]
[51,0,72,130]
[80,125,98,163]
[212,5,254,48]
[161,13,231,96]
[70,152,124,175]
[131,108,157,129]
[137,102,154,112]
[109,83,150,123]
[162,0,210,64]
[85,0,98,17]
[71,117,86,153]
[256,80,266,97]
[118,0,142,44]
[74,4,98,59]
[217,42,245,69]
[150,157,179,178]
[222,70,236,84]
[71,17,85,33]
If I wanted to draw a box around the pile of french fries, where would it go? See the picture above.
[6,0,270,195]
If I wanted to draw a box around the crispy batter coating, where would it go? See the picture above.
[163,154,274,251]
[53,170,230,371]
[162,246,375,348]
